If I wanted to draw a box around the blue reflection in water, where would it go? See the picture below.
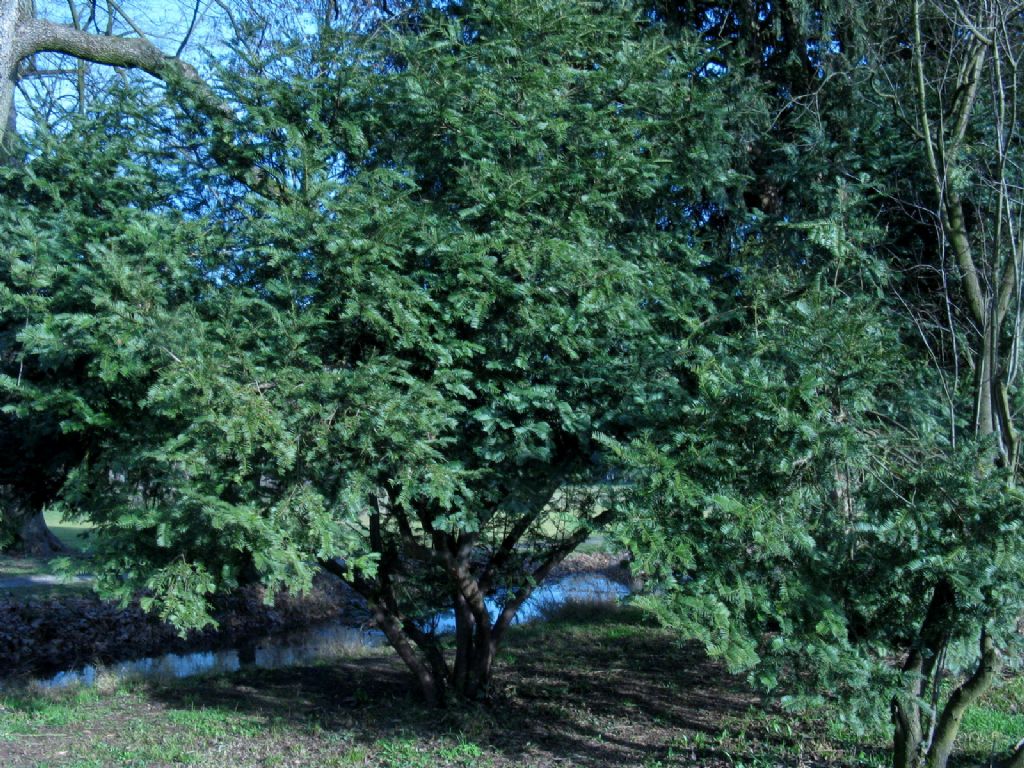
[423,573,629,633]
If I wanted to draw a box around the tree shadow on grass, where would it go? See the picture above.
[145,605,866,767]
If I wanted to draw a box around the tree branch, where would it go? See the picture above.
[175,0,202,59]
[491,505,617,647]
[926,629,1001,768]
[14,17,220,107]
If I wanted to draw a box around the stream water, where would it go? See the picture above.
[39,573,629,688]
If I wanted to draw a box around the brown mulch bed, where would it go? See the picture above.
[0,552,630,683]
[0,575,367,681]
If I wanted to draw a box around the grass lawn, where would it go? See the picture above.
[43,509,93,553]
[1,603,1020,768]
[0,510,92,583]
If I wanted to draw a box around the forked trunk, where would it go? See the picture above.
[367,598,498,706]
[923,631,999,768]
[319,486,613,707]
[890,620,1002,768]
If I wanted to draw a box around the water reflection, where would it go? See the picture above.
[38,574,627,688]
[423,573,629,633]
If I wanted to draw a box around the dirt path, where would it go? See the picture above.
[0,574,92,590]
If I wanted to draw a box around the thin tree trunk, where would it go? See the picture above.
[373,604,443,707]
[925,631,1000,768]
[319,556,445,706]
[452,590,473,694]
[976,328,996,438]
[1,66,17,162]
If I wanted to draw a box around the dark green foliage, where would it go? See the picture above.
[3,2,1021,761]
[1,0,739,701]
[617,224,1024,764]
[616,5,1024,765]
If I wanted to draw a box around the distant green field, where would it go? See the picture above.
[0,510,92,583]
[42,508,93,552]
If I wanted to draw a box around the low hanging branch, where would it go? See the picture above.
[13,18,207,88]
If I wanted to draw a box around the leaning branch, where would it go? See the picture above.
[912,0,986,326]
[14,17,227,116]
[490,505,617,647]
[926,629,1001,768]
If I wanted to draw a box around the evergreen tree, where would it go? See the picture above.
[616,4,1024,766]
[618,199,1024,768]
[2,0,738,704]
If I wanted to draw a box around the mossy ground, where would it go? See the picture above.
[1,603,1020,768]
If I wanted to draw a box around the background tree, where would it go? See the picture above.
[0,0,228,552]
[617,2,1024,766]
[617,223,1024,768]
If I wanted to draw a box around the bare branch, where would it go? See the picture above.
[175,0,203,58]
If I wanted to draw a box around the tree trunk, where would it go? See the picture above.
[975,325,996,438]
[16,510,64,555]
[892,684,923,768]
[890,580,957,768]
[0,498,65,556]
[464,623,495,700]
[451,590,473,694]
[924,631,999,768]
[888,583,1004,768]
[0,0,26,159]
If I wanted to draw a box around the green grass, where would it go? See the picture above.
[0,609,1020,768]
[0,509,93,585]
[958,675,1024,756]
[367,734,489,768]
[0,687,104,738]
[43,508,93,553]
[165,706,265,739]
